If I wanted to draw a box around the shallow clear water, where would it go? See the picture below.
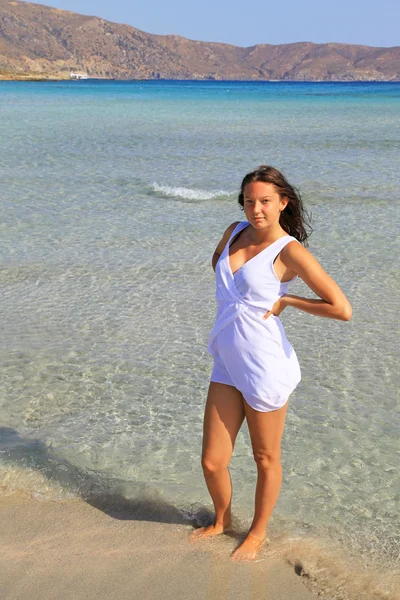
[1,80,399,598]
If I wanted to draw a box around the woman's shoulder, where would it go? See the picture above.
[280,237,315,269]
[226,220,242,235]
[213,221,243,256]
[220,221,242,242]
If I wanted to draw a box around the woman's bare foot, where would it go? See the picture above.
[190,521,232,541]
[230,533,265,561]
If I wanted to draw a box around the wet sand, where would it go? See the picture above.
[0,493,316,600]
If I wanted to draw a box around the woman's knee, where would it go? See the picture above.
[253,449,281,472]
[201,453,231,475]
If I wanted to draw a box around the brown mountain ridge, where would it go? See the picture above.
[0,0,399,80]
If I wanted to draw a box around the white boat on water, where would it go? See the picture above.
[70,72,88,80]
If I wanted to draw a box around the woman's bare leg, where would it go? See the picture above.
[191,382,245,540]
[231,400,288,560]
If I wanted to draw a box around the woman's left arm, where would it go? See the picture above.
[267,241,352,321]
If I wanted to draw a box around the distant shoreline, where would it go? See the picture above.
[2,0,398,83]
[1,75,399,83]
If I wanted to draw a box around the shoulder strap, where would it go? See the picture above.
[270,236,299,262]
[227,221,250,245]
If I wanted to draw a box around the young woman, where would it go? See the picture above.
[191,165,352,561]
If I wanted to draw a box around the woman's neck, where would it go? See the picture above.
[247,223,286,244]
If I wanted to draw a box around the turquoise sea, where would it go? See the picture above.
[1,80,399,599]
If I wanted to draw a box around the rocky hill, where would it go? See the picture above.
[1,0,399,80]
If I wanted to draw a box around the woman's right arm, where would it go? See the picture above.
[212,222,240,271]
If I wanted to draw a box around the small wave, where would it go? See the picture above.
[150,182,232,201]
[0,465,77,501]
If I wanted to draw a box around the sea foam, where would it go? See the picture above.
[150,182,232,201]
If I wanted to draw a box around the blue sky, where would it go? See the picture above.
[28,0,399,47]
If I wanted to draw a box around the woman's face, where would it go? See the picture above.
[243,181,288,229]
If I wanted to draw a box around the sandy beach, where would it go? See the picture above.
[0,493,317,600]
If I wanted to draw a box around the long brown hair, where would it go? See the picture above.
[238,165,312,244]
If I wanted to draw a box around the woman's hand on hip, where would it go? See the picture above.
[262,296,287,320]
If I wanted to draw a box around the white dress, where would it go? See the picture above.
[208,221,301,412]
